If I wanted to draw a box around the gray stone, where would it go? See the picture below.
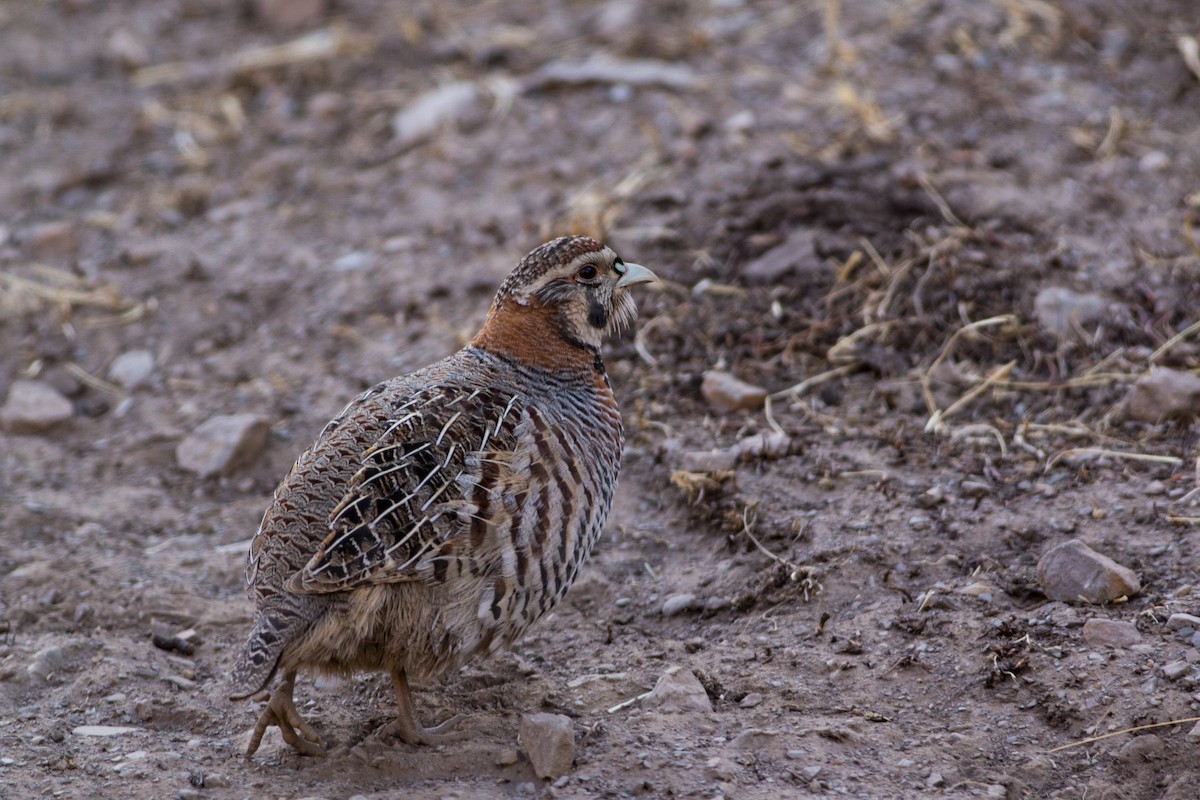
[661,593,698,616]
[1161,660,1192,681]
[701,370,767,412]
[741,229,818,284]
[1115,734,1163,764]
[1127,368,1200,423]
[738,692,764,709]
[1033,287,1108,337]
[1037,539,1140,604]
[72,725,138,737]
[108,349,155,389]
[392,82,482,148]
[642,665,713,713]
[733,431,791,461]
[105,28,148,69]
[1082,618,1141,648]
[176,414,271,478]
[1167,613,1200,631]
[27,647,68,681]
[1,380,73,433]
[680,449,737,473]
[518,713,574,780]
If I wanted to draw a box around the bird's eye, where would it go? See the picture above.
[578,265,598,281]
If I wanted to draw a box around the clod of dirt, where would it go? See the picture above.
[1036,539,1140,604]
[253,0,327,33]
[1126,368,1200,422]
[701,370,766,412]
[0,380,74,434]
[1115,734,1164,765]
[1033,287,1109,338]
[1081,618,1141,648]
[175,413,271,478]
[517,713,574,780]
[641,666,713,713]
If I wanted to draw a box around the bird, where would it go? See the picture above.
[228,235,658,757]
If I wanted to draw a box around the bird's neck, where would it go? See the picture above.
[471,301,606,378]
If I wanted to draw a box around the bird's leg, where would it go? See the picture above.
[381,669,463,745]
[245,671,326,757]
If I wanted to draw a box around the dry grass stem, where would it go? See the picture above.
[771,363,858,401]
[927,359,1018,434]
[1149,319,1200,363]
[1048,715,1200,753]
[916,172,966,229]
[1044,448,1183,472]
[1179,35,1200,84]
[949,423,1008,456]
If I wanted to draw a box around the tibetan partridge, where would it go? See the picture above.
[229,236,657,757]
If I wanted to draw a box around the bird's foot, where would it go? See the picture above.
[380,712,465,746]
[245,677,326,757]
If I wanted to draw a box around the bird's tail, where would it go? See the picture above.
[228,610,303,700]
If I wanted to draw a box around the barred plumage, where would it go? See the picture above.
[229,236,656,757]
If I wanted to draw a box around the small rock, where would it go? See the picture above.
[728,728,777,750]
[108,350,155,389]
[642,665,713,713]
[958,581,996,601]
[392,82,482,149]
[927,772,945,788]
[662,593,698,616]
[518,713,574,780]
[701,370,767,412]
[1082,618,1142,648]
[72,725,138,737]
[1115,734,1163,764]
[1036,539,1140,604]
[495,749,520,766]
[176,414,271,478]
[1161,660,1192,681]
[741,229,818,284]
[1167,613,1200,631]
[105,28,148,69]
[1,380,74,433]
[1186,722,1200,743]
[733,431,791,461]
[704,756,736,782]
[960,480,992,497]
[1127,368,1200,423]
[680,449,738,472]
[738,692,764,709]
[252,0,326,32]
[1144,480,1166,496]
[27,220,80,260]
[1033,287,1108,338]
[27,647,67,681]
[332,251,374,272]
[528,55,697,90]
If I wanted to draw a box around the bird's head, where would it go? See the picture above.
[472,236,658,372]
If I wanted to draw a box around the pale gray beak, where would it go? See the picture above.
[616,262,658,288]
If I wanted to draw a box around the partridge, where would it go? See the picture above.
[229,236,657,757]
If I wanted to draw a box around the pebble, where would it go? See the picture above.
[701,370,767,412]
[641,665,713,713]
[680,449,738,473]
[332,251,374,272]
[1161,660,1192,681]
[1081,618,1141,648]
[108,349,155,389]
[1127,368,1200,423]
[73,725,138,737]
[0,380,74,434]
[1036,539,1140,604]
[517,713,574,780]
[1187,722,1200,743]
[1143,480,1166,496]
[528,55,698,90]
[27,647,67,681]
[105,28,148,69]
[741,229,817,284]
[252,0,326,32]
[738,692,764,709]
[495,748,520,766]
[728,728,777,750]
[392,82,482,149]
[176,414,271,478]
[661,593,698,616]
[1167,613,1200,631]
[1115,734,1163,764]
[1033,286,1108,338]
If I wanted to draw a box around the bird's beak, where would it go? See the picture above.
[616,262,658,288]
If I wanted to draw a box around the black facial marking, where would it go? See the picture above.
[587,294,608,329]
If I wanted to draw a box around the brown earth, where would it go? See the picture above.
[3,1,1200,798]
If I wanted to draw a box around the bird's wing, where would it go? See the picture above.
[285,385,534,594]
